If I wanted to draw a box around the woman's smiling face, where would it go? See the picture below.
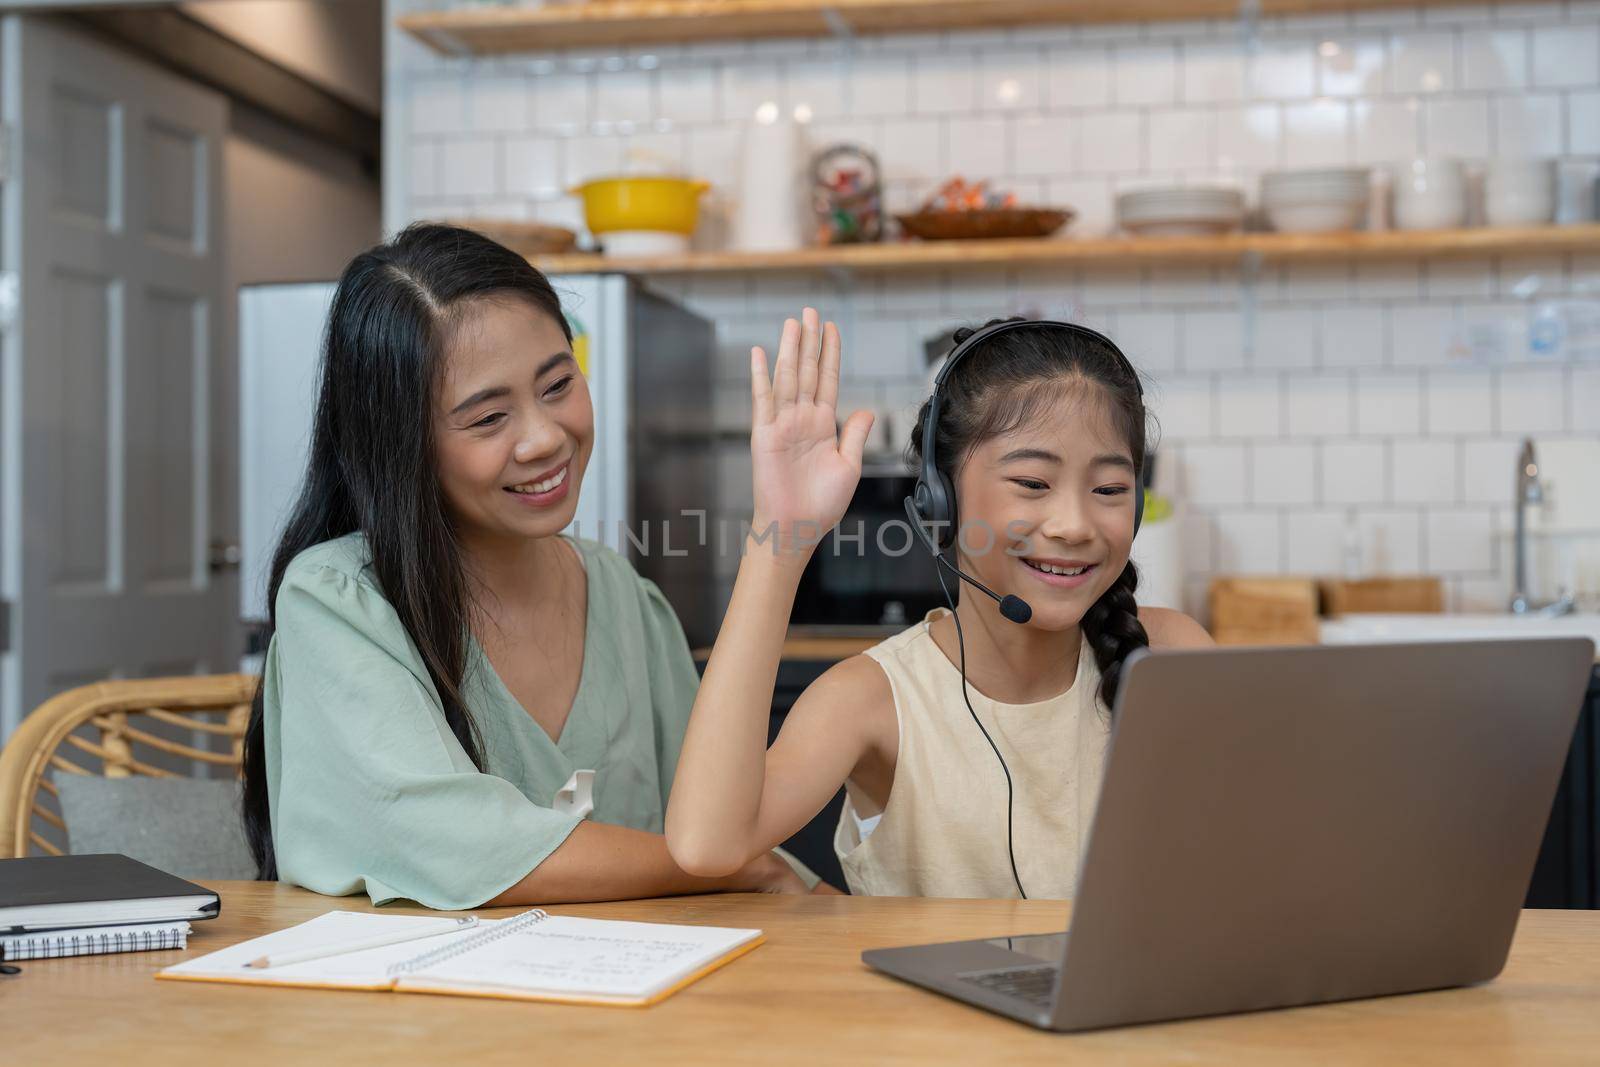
[432,296,594,543]
[951,381,1140,631]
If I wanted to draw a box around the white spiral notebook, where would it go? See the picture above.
[2,921,190,961]
[158,909,764,1007]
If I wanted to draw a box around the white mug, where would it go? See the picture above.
[1393,158,1466,231]
[1486,158,1556,227]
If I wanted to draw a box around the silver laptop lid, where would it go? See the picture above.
[1051,637,1594,1032]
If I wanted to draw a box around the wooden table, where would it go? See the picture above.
[10,883,1600,1065]
[693,633,881,664]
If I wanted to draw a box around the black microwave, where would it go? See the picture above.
[790,468,947,632]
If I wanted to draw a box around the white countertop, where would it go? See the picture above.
[1320,613,1600,661]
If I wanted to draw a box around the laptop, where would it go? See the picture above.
[862,637,1596,1032]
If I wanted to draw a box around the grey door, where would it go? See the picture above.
[0,16,230,736]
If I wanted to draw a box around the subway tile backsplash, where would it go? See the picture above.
[391,0,1600,618]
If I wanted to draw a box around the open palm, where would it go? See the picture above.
[749,308,874,552]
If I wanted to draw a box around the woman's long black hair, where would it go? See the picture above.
[909,317,1153,711]
[240,224,573,879]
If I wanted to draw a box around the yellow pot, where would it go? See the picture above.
[569,176,710,235]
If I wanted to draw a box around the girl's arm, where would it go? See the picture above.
[666,309,877,876]
[484,822,804,906]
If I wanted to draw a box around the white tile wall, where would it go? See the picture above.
[1283,99,1353,167]
[1494,92,1564,155]
[1150,376,1213,439]
[1184,40,1248,103]
[1497,366,1570,433]
[392,0,1600,618]
[1575,366,1600,432]
[1361,509,1424,572]
[1115,44,1180,106]
[1531,23,1600,87]
[1251,441,1318,505]
[1218,376,1284,437]
[1213,512,1283,574]
[1391,438,1459,504]
[1353,97,1423,165]
[1148,109,1216,172]
[1181,442,1250,505]
[1461,437,1519,503]
[1048,44,1113,108]
[1398,31,1462,90]
[1355,370,1425,434]
[1427,369,1495,433]
[1285,509,1348,572]
[1255,308,1320,368]
[1461,28,1529,90]
[1319,35,1388,96]
[1427,507,1497,571]
[1571,90,1600,154]
[1322,440,1388,504]
[1286,374,1355,437]
[1424,97,1492,157]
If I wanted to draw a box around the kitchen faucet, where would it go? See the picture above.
[1510,438,1577,616]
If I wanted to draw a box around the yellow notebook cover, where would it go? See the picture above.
[157,909,764,1007]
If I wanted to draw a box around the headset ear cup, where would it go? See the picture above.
[928,469,957,548]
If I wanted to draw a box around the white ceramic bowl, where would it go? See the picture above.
[600,230,692,256]
[1116,187,1245,235]
[1266,200,1367,233]
[1121,218,1242,236]
[1262,168,1371,194]
[1396,158,1465,193]
[1394,193,1466,230]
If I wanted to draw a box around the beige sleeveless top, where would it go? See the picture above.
[833,610,1110,899]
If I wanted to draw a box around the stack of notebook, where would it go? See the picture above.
[0,854,220,961]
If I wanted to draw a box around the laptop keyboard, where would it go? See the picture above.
[959,965,1060,1007]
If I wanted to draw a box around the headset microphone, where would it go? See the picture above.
[902,498,1032,624]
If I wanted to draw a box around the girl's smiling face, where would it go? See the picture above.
[952,382,1140,631]
[433,296,593,543]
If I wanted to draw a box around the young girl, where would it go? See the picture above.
[239,225,862,909]
[668,318,1213,897]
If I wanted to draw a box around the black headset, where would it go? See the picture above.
[902,318,1146,900]
[910,318,1146,551]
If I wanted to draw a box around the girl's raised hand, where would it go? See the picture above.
[749,308,874,556]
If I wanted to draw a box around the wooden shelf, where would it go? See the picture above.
[400,0,1509,55]
[522,224,1600,276]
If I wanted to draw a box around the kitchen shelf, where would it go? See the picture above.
[523,224,1600,277]
[399,0,1511,55]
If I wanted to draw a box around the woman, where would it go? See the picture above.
[240,224,865,909]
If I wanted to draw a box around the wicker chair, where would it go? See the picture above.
[0,675,258,859]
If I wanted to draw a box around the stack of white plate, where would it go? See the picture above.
[1116,187,1245,236]
[1261,169,1370,233]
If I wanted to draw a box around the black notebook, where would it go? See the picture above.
[0,854,220,933]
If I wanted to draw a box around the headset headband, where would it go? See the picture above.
[920,319,1145,474]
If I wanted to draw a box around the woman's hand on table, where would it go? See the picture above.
[735,851,810,894]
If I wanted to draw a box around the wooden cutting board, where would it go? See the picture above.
[1320,576,1443,615]
[1208,577,1320,646]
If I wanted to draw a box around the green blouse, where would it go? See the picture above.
[261,533,700,910]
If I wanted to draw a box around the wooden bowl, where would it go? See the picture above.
[895,207,1073,241]
[446,219,578,257]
